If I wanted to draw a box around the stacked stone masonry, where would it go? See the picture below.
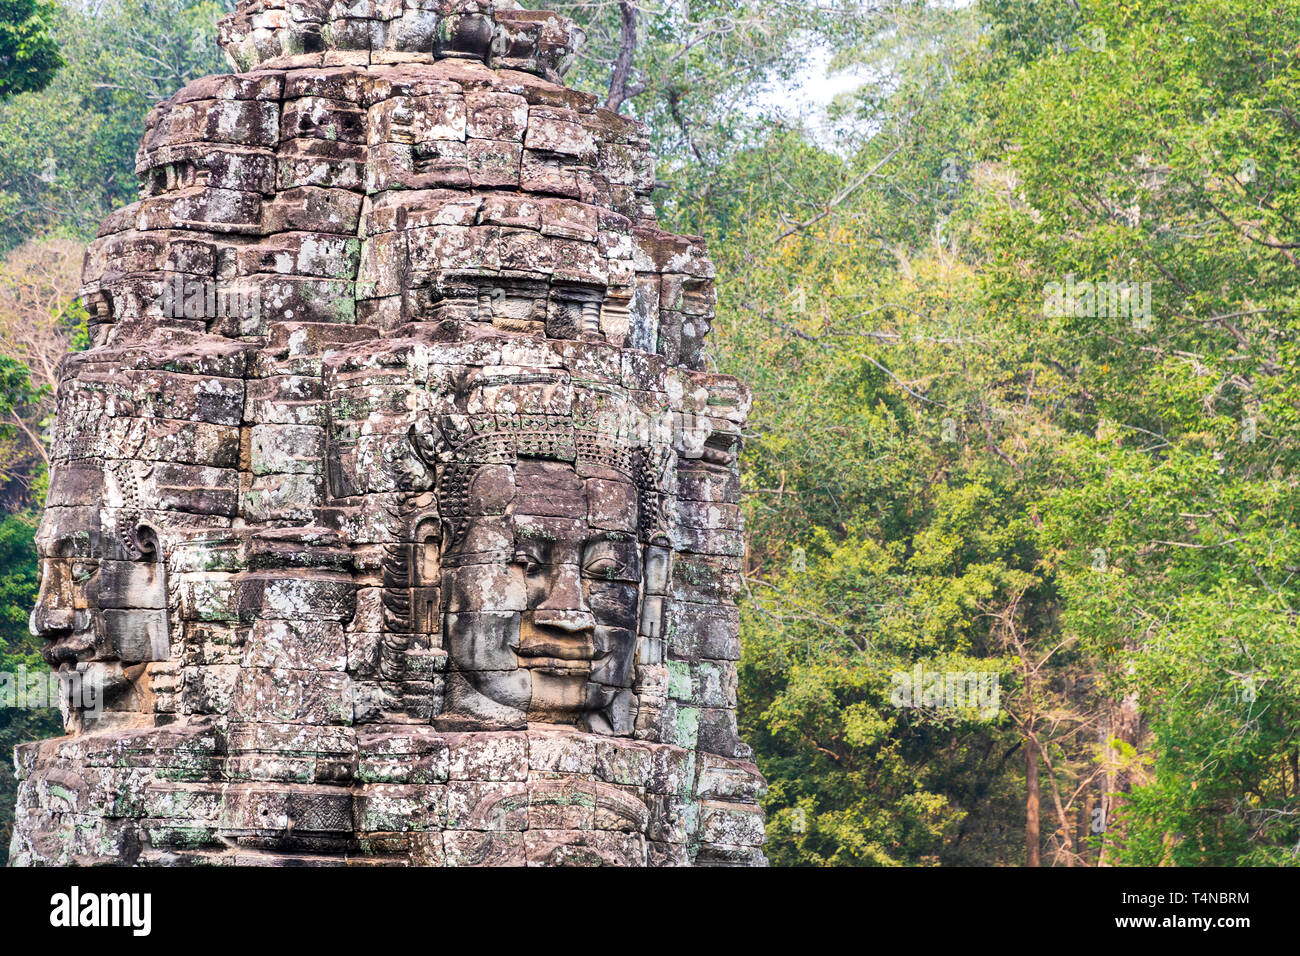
[9,0,766,866]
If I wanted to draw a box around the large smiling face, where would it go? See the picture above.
[440,457,643,734]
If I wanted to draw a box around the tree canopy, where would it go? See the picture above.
[0,0,62,99]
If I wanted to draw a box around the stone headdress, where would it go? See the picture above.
[410,408,673,548]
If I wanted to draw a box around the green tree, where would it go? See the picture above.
[0,0,230,250]
[676,5,1078,863]
[0,0,62,99]
[0,359,55,864]
[979,0,1300,864]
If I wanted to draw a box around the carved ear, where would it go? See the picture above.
[129,523,161,561]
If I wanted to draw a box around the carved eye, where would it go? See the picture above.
[583,538,638,582]
[71,562,94,585]
[513,550,543,574]
[584,556,620,579]
[48,535,78,560]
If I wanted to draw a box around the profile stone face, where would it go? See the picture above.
[9,0,766,866]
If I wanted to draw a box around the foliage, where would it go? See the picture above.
[0,237,84,509]
[981,0,1300,865]
[0,0,230,250]
[673,0,1300,866]
[0,510,58,865]
[0,0,62,99]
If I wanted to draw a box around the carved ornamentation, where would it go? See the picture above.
[10,0,765,868]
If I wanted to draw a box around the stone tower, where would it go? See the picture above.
[9,0,766,866]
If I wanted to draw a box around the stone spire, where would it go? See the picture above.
[10,0,766,866]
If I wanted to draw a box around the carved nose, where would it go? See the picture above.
[32,567,76,636]
[31,603,75,637]
[533,565,594,633]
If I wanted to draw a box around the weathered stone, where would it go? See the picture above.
[442,829,525,866]
[13,0,764,868]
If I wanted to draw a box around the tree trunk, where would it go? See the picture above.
[1026,737,1041,867]
[605,1,639,113]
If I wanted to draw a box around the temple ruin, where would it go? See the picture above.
[8,0,766,866]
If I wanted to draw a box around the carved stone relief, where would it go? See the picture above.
[9,0,765,867]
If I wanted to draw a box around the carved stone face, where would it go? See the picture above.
[30,502,169,726]
[441,458,642,734]
[9,0,769,869]
[30,521,101,668]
